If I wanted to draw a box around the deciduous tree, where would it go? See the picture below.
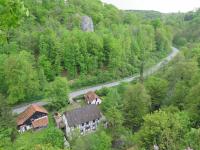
[123,83,151,131]
[46,77,69,110]
[145,76,168,111]
[134,107,190,150]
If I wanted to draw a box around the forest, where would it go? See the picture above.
[0,0,172,105]
[0,0,200,150]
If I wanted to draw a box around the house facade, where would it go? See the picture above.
[84,91,102,105]
[62,105,102,136]
[16,104,48,133]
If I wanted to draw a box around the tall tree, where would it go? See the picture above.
[123,83,151,131]
[133,25,155,83]
[0,94,17,148]
[101,88,121,113]
[46,77,69,110]
[134,107,190,150]
[4,51,40,104]
[0,0,28,43]
[185,82,200,127]
[145,76,168,111]
[105,106,124,139]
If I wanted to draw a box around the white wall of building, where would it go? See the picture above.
[89,98,102,105]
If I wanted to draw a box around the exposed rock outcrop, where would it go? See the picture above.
[81,16,94,32]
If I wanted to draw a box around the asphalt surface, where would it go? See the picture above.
[12,47,179,114]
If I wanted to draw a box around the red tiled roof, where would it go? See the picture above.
[84,91,99,103]
[32,116,48,128]
[16,104,48,126]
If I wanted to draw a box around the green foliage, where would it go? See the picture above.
[2,51,40,104]
[40,127,64,148]
[165,54,198,86]
[0,94,17,149]
[0,0,173,107]
[1,1,190,149]
[14,127,64,149]
[174,9,200,44]
[132,25,156,82]
[155,27,171,52]
[0,0,28,43]
[145,76,168,111]
[38,55,55,81]
[182,128,200,149]
[134,107,190,150]
[105,106,124,138]
[123,83,151,131]
[71,131,112,150]
[46,77,69,110]
[171,81,188,110]
[101,88,121,113]
[32,144,63,150]
[185,82,200,126]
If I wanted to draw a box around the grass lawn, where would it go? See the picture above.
[12,113,64,149]
[59,97,87,113]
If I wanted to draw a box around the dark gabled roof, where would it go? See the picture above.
[64,105,101,127]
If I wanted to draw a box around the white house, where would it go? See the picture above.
[84,91,102,105]
[62,105,102,136]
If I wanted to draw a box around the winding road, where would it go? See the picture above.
[12,47,179,114]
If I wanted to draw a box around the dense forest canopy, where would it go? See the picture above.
[0,0,173,105]
[0,0,200,150]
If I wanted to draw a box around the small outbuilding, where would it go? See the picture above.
[84,91,102,105]
[16,104,48,132]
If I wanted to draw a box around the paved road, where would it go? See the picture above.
[12,47,179,114]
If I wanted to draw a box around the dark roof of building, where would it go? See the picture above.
[16,104,48,126]
[32,116,48,128]
[84,91,99,103]
[64,105,101,127]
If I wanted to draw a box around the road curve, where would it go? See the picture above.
[12,47,179,114]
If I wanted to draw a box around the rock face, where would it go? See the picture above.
[81,16,94,32]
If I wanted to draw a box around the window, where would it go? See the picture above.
[82,123,84,126]
[86,122,89,125]
[85,126,90,130]
[93,120,95,123]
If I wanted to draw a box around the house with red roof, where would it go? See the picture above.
[84,91,102,105]
[16,104,48,133]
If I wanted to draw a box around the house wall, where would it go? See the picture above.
[90,98,102,105]
[24,112,47,126]
[18,112,48,130]
[62,115,71,136]
[79,118,100,134]
[62,115,101,137]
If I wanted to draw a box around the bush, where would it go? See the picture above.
[14,127,64,149]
